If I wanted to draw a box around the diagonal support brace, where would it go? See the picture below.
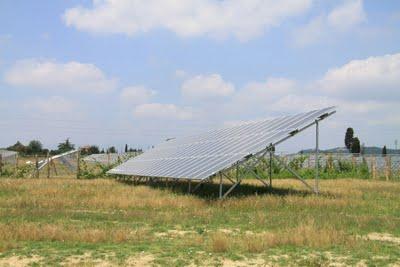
[222,180,242,199]
[272,154,316,193]
[191,178,210,193]
[242,164,269,187]
[221,172,236,184]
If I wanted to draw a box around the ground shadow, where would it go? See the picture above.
[116,177,325,200]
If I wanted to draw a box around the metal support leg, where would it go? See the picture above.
[188,180,192,193]
[315,120,319,194]
[236,163,239,182]
[269,150,273,188]
[219,173,223,199]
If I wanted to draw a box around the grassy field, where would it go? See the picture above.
[0,177,399,266]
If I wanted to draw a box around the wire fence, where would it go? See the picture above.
[83,152,141,165]
[1,149,399,180]
[0,150,142,178]
[283,153,400,180]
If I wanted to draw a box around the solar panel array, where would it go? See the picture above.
[84,153,123,164]
[0,150,17,165]
[108,107,335,180]
[83,153,139,164]
[37,150,78,171]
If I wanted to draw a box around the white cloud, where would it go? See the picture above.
[327,0,365,31]
[120,86,156,106]
[293,0,365,46]
[368,112,400,126]
[133,103,193,120]
[268,94,386,114]
[181,74,234,100]
[25,96,76,113]
[293,16,326,46]
[319,53,400,100]
[242,77,295,97]
[269,94,333,113]
[4,59,117,92]
[228,77,296,113]
[63,0,312,41]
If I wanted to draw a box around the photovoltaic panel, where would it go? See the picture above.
[108,107,335,180]
[84,153,125,164]
[0,150,17,164]
[83,152,141,164]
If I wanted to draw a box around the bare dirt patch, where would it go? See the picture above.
[167,229,196,236]
[365,233,400,244]
[61,252,115,266]
[125,253,155,266]
[218,228,240,235]
[0,255,42,267]
[154,229,196,238]
[220,257,269,267]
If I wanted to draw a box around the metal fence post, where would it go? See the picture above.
[269,149,273,188]
[315,120,319,194]
[47,151,51,178]
[0,154,3,176]
[371,156,377,179]
[76,149,81,179]
[35,154,39,178]
[14,153,18,178]
[385,156,392,181]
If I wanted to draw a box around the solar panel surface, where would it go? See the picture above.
[84,153,123,164]
[108,107,335,180]
[0,150,17,164]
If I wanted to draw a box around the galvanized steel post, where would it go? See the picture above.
[76,149,81,179]
[315,120,319,194]
[219,172,223,199]
[46,151,51,178]
[35,154,39,178]
[269,150,273,188]
[15,153,18,178]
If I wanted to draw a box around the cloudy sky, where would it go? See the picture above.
[1,0,399,152]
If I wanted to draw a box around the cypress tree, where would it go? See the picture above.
[345,128,354,151]
[382,145,387,157]
[351,137,361,154]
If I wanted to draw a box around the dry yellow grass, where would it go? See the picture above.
[210,233,230,253]
[0,177,399,265]
[207,219,352,253]
[0,222,149,244]
[0,178,205,211]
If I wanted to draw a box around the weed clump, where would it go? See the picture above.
[210,233,230,253]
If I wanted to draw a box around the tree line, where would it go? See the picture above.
[6,139,75,156]
[6,139,142,156]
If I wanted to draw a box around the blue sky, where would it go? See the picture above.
[1,0,400,152]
